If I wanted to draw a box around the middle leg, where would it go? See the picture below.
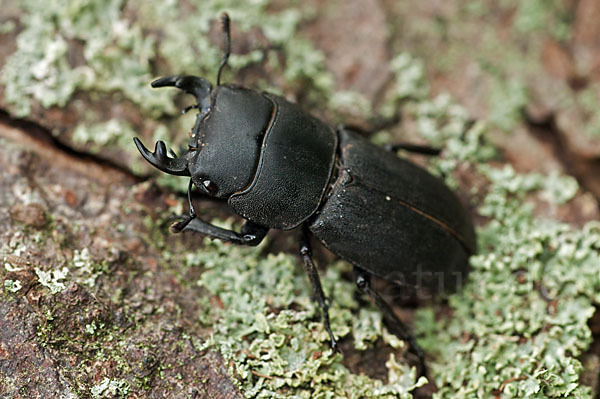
[300,224,338,351]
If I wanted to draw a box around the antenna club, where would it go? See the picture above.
[221,12,230,32]
[216,12,232,86]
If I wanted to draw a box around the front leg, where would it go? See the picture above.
[171,217,268,246]
[169,179,268,246]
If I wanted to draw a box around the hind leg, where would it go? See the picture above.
[354,266,426,375]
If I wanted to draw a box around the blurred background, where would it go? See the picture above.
[1,0,600,398]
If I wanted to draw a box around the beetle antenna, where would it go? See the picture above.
[216,12,231,86]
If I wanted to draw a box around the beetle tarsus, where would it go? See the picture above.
[300,225,339,352]
[170,215,194,233]
[216,12,231,86]
[354,266,427,376]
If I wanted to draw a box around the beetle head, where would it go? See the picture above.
[133,13,245,198]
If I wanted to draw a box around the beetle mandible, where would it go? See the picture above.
[134,13,476,372]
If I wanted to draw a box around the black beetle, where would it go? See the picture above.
[134,13,475,372]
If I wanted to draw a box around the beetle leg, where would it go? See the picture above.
[300,225,339,352]
[186,179,197,219]
[383,143,441,156]
[170,180,268,245]
[167,179,198,230]
[171,217,268,246]
[353,266,427,375]
[336,124,440,156]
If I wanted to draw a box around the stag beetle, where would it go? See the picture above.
[134,13,476,372]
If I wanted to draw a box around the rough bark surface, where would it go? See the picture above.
[0,119,242,398]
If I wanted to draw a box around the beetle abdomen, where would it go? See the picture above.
[309,129,475,292]
[229,94,338,230]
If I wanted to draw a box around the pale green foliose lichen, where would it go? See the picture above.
[90,378,130,398]
[379,53,429,119]
[575,87,600,139]
[1,0,173,117]
[511,0,571,41]
[415,164,599,398]
[189,237,427,398]
[27,246,107,293]
[389,60,599,395]
[72,120,137,150]
[35,266,69,294]
[72,248,105,288]
[4,279,23,293]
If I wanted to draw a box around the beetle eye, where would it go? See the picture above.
[202,179,218,195]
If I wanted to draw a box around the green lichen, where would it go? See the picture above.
[0,20,15,34]
[35,266,69,294]
[90,378,130,398]
[4,279,23,293]
[188,236,426,398]
[487,76,529,132]
[1,0,173,117]
[72,248,108,288]
[379,53,429,119]
[510,0,572,41]
[30,246,107,292]
[72,119,137,151]
[575,87,600,138]
[419,165,599,397]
